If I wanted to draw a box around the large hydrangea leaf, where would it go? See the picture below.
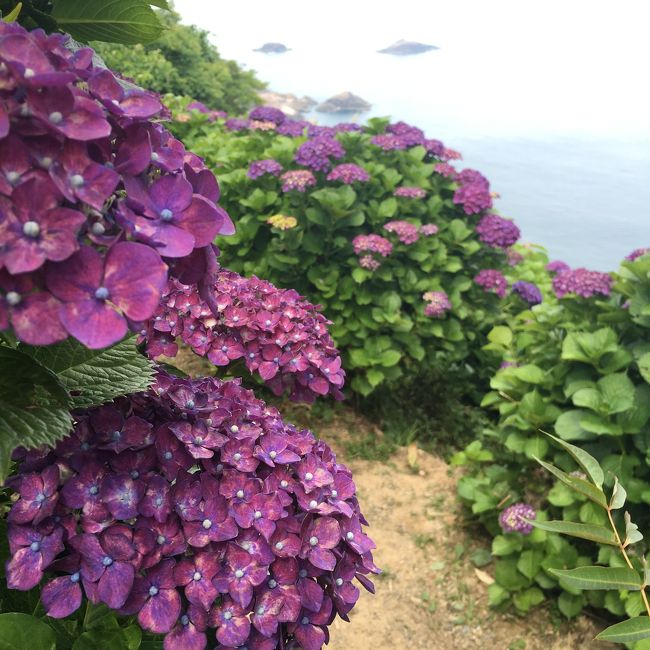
[23,337,155,409]
[0,347,73,482]
[51,0,165,44]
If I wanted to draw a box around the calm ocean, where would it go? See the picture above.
[176,0,650,271]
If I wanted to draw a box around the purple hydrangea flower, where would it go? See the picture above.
[249,106,286,125]
[453,169,493,214]
[247,159,283,180]
[546,260,570,274]
[370,134,408,151]
[326,163,370,184]
[625,248,650,262]
[499,502,536,534]
[277,120,308,137]
[512,280,543,305]
[294,136,345,172]
[224,118,250,132]
[386,121,425,146]
[552,268,613,299]
[352,234,392,257]
[280,170,317,193]
[383,220,420,245]
[475,214,521,249]
[423,291,452,318]
[474,269,508,298]
[393,186,426,199]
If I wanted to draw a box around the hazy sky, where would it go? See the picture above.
[174,0,650,136]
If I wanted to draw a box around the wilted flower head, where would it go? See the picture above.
[552,268,613,299]
[383,221,420,245]
[6,372,378,648]
[267,215,298,230]
[512,281,542,305]
[499,503,536,534]
[475,214,521,249]
[247,159,283,180]
[474,269,508,298]
[625,248,650,262]
[393,186,426,199]
[280,170,316,193]
[248,106,286,125]
[423,291,451,318]
[546,260,570,274]
[352,234,393,257]
[326,163,370,184]
[294,136,345,172]
[0,21,233,349]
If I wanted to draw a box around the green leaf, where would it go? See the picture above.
[558,592,584,618]
[529,520,617,545]
[72,628,138,650]
[378,349,401,367]
[638,352,650,383]
[624,511,644,547]
[377,197,397,218]
[554,409,593,441]
[596,617,650,643]
[488,326,512,346]
[513,364,545,384]
[24,337,155,409]
[0,613,56,649]
[550,566,641,591]
[52,0,164,44]
[598,373,635,414]
[512,586,545,612]
[147,0,169,8]
[562,328,619,364]
[536,458,607,507]
[610,476,627,510]
[542,432,604,488]
[517,549,543,580]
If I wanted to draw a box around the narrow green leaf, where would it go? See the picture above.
[52,0,164,44]
[24,337,155,409]
[595,616,650,643]
[529,520,618,545]
[550,566,641,591]
[542,432,604,488]
[3,2,23,22]
[536,458,607,508]
[610,476,627,510]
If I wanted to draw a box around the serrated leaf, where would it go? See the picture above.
[596,617,650,643]
[536,458,607,507]
[529,520,617,545]
[625,511,644,547]
[24,337,155,408]
[550,566,641,591]
[542,432,604,487]
[610,476,627,510]
[52,0,164,44]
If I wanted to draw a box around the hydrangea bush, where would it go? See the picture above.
[168,103,526,396]
[0,18,377,650]
[455,249,650,618]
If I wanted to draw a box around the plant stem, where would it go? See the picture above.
[607,506,650,618]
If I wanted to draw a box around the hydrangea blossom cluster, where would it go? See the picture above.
[626,248,650,262]
[552,268,613,299]
[475,214,521,249]
[224,118,251,132]
[248,106,286,126]
[5,372,378,650]
[506,248,524,266]
[294,137,345,173]
[326,164,370,184]
[247,159,283,180]
[351,234,393,258]
[0,22,233,349]
[498,503,536,535]
[267,215,298,231]
[433,162,457,178]
[419,224,439,236]
[545,260,570,274]
[277,120,307,137]
[140,269,345,402]
[383,221,420,245]
[512,281,542,305]
[453,169,493,215]
[423,291,451,318]
[474,269,508,298]
[369,134,408,151]
[187,101,227,122]
[385,121,425,147]
[393,186,426,199]
[358,256,380,272]
[280,170,317,193]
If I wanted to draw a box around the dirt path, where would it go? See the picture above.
[318,437,610,650]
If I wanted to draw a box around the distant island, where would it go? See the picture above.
[258,90,316,117]
[316,92,371,114]
[254,43,290,54]
[378,39,439,55]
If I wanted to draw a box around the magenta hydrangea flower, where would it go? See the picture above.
[352,234,392,257]
[280,170,317,193]
[475,214,521,249]
[5,371,379,648]
[474,269,508,298]
[326,163,370,184]
[423,291,452,318]
[247,159,283,180]
[625,248,650,262]
[453,169,493,214]
[546,260,570,274]
[294,136,345,172]
[434,162,457,178]
[552,268,613,299]
[139,269,345,402]
[393,186,426,199]
[383,220,420,245]
[512,280,542,305]
[0,21,233,349]
[385,121,425,147]
[358,255,380,271]
[370,134,408,151]
[419,224,439,236]
[499,503,536,535]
